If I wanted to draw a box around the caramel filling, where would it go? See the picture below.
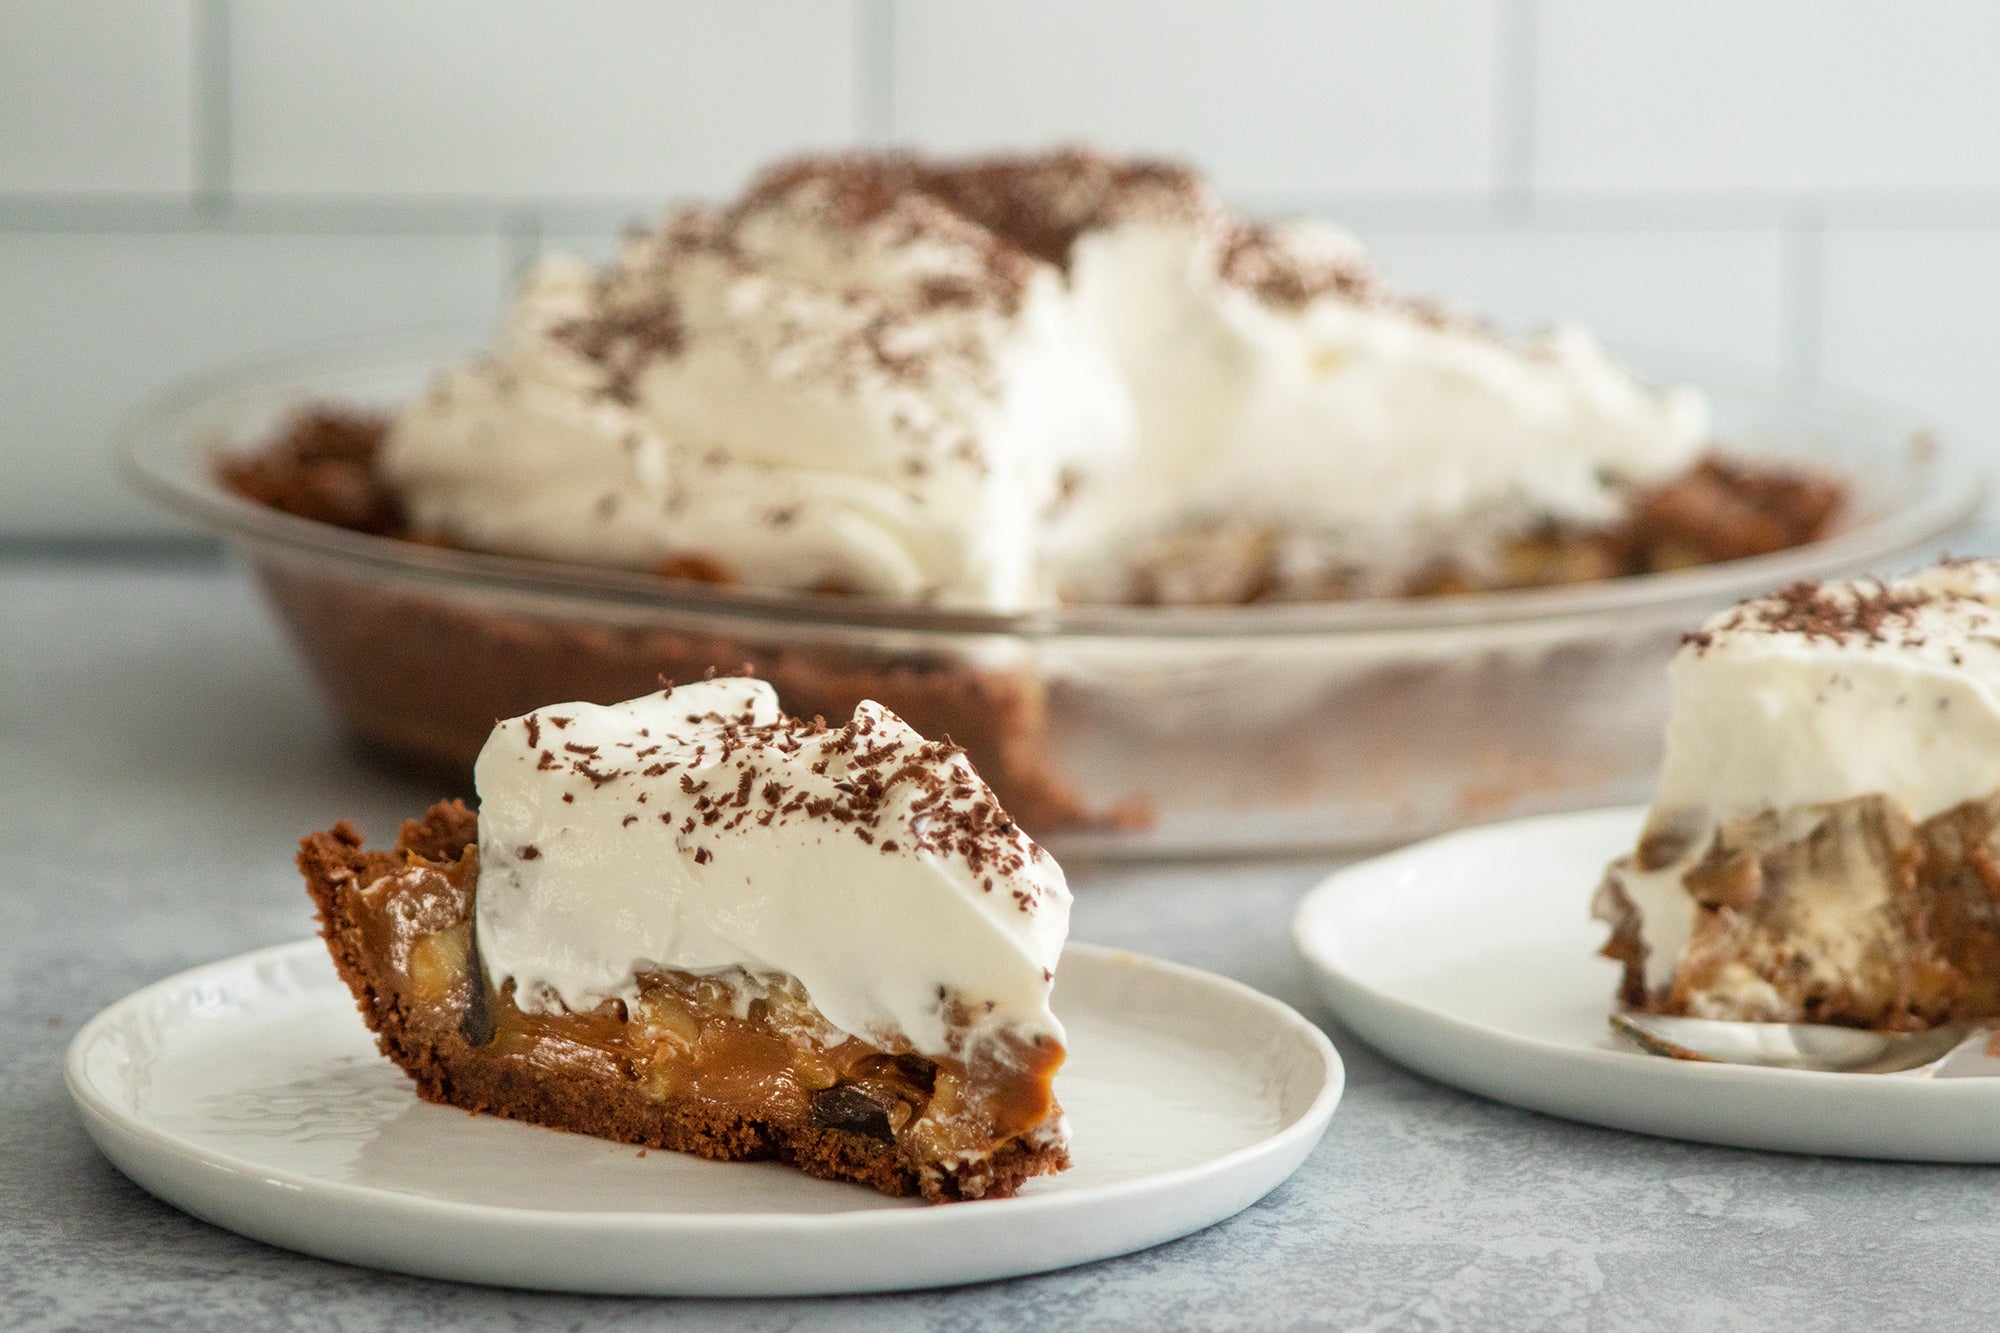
[1597,792,2000,1030]
[356,848,1064,1161]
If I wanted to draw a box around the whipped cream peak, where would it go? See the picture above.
[734,148,1222,269]
[385,147,1707,607]
[471,678,1070,1062]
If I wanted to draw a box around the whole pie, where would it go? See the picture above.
[1593,559,2000,1030]
[302,677,1072,1200]
[225,147,1846,833]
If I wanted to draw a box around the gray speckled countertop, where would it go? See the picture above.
[5,557,1997,1332]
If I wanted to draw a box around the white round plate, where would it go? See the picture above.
[68,940,1341,1296]
[1294,806,2000,1162]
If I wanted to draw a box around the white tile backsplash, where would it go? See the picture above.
[0,231,504,536]
[1361,228,1789,372]
[0,0,196,194]
[1535,0,2000,193]
[229,0,860,198]
[8,1,2000,537]
[1821,228,2000,451]
[891,0,1498,194]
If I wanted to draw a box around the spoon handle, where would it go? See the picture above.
[1910,1029,1999,1079]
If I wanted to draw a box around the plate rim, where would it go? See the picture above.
[68,938,1344,1241]
[1292,804,2000,1105]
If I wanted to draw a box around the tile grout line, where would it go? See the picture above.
[192,0,233,218]
[1781,207,1825,381]
[858,0,896,146]
[502,204,548,318]
[1492,0,1538,209]
[0,195,539,235]
[0,535,225,565]
[6,189,2000,237]
[504,207,544,278]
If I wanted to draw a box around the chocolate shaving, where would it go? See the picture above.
[1696,578,1936,652]
[551,300,685,405]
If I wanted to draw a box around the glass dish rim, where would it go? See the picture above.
[117,324,1987,642]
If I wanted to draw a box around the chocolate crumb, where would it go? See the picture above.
[552,299,686,405]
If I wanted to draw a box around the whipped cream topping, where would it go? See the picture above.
[1609,560,2000,991]
[1054,216,1705,600]
[470,678,1070,1062]
[383,150,1706,608]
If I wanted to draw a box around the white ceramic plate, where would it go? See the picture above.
[68,940,1341,1296]
[1293,806,2000,1162]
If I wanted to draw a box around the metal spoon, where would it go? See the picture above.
[1609,1012,1989,1075]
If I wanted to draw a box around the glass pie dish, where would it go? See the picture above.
[120,328,1984,858]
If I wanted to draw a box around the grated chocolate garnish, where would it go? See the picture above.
[551,300,685,406]
[1698,578,1936,652]
[514,689,1051,906]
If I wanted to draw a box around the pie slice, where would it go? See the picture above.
[1593,560,2000,1030]
[302,677,1072,1200]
